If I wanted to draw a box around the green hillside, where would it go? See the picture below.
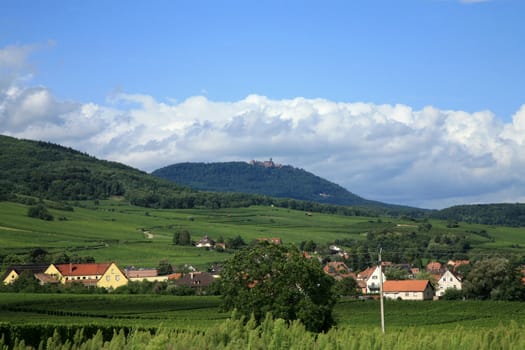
[0,134,189,202]
[0,135,424,217]
[2,199,524,270]
[153,161,396,208]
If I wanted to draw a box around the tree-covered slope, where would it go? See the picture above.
[152,161,384,207]
[0,135,418,216]
[0,134,188,202]
[432,203,525,227]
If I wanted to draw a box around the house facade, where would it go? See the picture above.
[45,262,128,289]
[383,280,434,300]
[357,266,386,294]
[436,270,462,297]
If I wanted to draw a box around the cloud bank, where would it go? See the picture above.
[1,44,525,209]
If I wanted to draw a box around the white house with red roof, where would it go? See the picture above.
[357,266,386,294]
[383,280,434,300]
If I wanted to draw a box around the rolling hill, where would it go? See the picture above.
[0,135,405,216]
[152,160,388,207]
[0,134,188,203]
[2,134,524,226]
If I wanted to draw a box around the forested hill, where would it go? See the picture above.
[0,135,414,216]
[152,161,385,207]
[0,134,188,204]
[432,203,525,227]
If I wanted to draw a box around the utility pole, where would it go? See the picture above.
[378,247,385,334]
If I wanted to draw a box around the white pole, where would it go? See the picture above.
[379,248,385,334]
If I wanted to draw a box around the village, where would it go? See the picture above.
[2,234,487,301]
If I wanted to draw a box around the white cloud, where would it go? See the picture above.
[1,44,525,209]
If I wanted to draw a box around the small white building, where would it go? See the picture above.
[436,270,462,297]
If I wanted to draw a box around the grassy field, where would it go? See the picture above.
[2,293,525,331]
[0,199,380,268]
[1,198,525,269]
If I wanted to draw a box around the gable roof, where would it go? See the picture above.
[176,272,215,287]
[357,266,378,280]
[383,280,432,293]
[439,269,461,281]
[54,263,111,276]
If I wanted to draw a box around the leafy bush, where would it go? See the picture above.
[27,204,54,221]
[441,288,464,300]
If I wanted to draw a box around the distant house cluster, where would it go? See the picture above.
[2,261,219,292]
[6,236,522,301]
[2,234,285,292]
[321,256,470,301]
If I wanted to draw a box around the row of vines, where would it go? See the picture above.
[2,315,525,350]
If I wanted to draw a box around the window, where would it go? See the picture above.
[115,275,120,281]
[106,275,110,281]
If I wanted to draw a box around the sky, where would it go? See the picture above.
[1,0,525,209]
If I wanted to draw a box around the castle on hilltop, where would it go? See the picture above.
[249,158,282,168]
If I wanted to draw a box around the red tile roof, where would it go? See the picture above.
[357,266,377,280]
[383,280,431,293]
[55,263,111,277]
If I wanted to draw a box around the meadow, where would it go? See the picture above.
[2,199,525,269]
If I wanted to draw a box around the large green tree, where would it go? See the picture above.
[220,242,337,332]
[463,257,524,300]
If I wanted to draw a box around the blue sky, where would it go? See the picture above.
[1,0,525,208]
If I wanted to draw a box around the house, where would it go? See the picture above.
[175,272,215,292]
[45,262,128,289]
[323,261,354,281]
[2,264,50,285]
[383,280,435,300]
[357,266,386,294]
[195,235,216,248]
[436,270,462,297]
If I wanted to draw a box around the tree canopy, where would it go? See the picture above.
[463,257,525,300]
[219,242,337,332]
